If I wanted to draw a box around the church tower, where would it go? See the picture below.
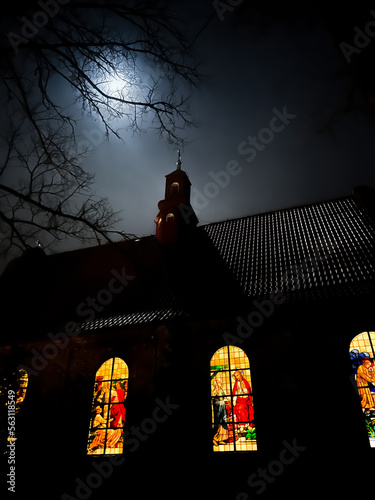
[155,152,198,244]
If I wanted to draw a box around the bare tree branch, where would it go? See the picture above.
[0,0,204,258]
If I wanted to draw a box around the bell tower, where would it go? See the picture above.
[155,152,198,244]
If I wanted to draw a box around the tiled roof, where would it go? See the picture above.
[4,194,373,336]
[80,195,375,331]
[203,196,375,302]
[81,307,188,331]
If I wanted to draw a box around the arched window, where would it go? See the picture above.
[87,358,128,455]
[166,213,174,222]
[349,332,375,447]
[210,346,256,452]
[170,182,179,195]
[15,368,28,411]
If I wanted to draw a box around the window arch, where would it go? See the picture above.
[170,182,179,195]
[87,358,128,455]
[166,213,174,222]
[349,331,375,447]
[15,368,28,411]
[210,346,256,452]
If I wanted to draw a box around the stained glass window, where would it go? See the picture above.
[210,346,256,452]
[349,332,375,447]
[0,368,28,452]
[1,368,28,413]
[13,368,28,412]
[87,358,128,455]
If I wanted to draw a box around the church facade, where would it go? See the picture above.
[1,157,375,499]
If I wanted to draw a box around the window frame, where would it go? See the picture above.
[349,331,375,448]
[87,357,128,456]
[210,345,256,452]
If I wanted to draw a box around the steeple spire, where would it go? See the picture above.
[155,153,198,244]
[176,149,182,170]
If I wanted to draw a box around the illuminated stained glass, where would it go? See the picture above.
[14,368,28,412]
[0,368,28,452]
[210,346,256,452]
[87,358,128,455]
[349,332,375,447]
[1,368,28,413]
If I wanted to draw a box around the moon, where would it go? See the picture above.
[96,70,128,98]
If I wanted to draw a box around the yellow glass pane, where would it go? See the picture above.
[211,346,256,452]
[16,369,28,410]
[88,358,128,455]
[349,332,375,448]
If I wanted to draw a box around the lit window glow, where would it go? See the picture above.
[14,369,28,411]
[170,182,179,195]
[1,368,28,451]
[349,332,375,447]
[87,358,128,455]
[211,346,256,452]
[1,368,28,414]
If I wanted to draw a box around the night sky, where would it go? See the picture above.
[3,1,375,257]
[79,2,375,241]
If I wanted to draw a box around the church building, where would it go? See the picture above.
[0,155,375,499]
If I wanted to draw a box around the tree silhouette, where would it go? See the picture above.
[0,0,202,257]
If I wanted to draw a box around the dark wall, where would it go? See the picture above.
[1,291,375,500]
